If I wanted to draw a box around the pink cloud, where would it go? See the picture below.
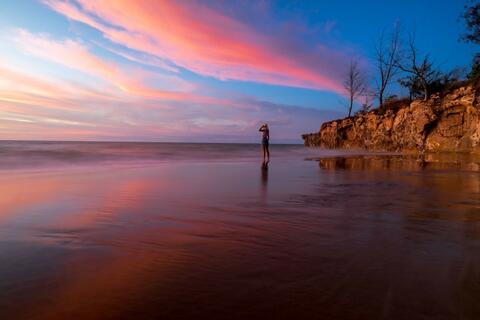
[43,0,349,93]
[0,64,340,143]
[11,30,202,100]
[0,24,343,143]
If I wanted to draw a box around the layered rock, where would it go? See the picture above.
[302,86,480,153]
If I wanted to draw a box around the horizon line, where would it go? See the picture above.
[0,139,304,145]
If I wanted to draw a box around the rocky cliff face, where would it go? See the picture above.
[302,86,480,153]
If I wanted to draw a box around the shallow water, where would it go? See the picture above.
[0,142,479,320]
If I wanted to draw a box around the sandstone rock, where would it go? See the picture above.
[302,85,480,153]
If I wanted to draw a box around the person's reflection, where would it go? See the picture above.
[261,160,269,190]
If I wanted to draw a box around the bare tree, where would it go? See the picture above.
[396,33,435,101]
[374,25,401,109]
[344,60,365,117]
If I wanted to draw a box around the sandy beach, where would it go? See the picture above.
[0,142,479,319]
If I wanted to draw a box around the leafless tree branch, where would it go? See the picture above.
[396,32,435,100]
[374,24,401,108]
[344,60,365,117]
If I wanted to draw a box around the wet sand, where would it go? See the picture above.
[0,143,479,319]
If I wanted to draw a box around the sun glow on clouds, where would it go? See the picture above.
[0,0,352,142]
[43,0,348,92]
[10,29,195,96]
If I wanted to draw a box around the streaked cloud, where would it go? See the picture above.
[9,29,196,98]
[0,59,340,142]
[43,0,350,93]
[0,1,352,142]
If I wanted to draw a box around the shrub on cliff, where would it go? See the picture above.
[428,68,466,97]
[467,53,480,80]
[375,96,410,115]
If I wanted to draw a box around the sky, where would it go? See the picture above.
[0,0,477,143]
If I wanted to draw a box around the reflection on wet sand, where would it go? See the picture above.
[317,155,427,171]
[316,153,480,171]
[0,155,479,319]
[261,160,269,188]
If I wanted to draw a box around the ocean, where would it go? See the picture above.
[0,141,479,319]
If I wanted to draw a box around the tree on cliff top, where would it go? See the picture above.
[374,24,401,109]
[398,75,422,102]
[343,60,365,117]
[396,33,436,101]
[461,1,480,80]
[468,53,480,80]
[462,1,480,44]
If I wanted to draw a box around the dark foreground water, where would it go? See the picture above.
[0,141,479,320]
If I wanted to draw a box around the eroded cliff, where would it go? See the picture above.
[302,86,480,153]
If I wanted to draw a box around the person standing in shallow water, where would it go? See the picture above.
[259,123,270,161]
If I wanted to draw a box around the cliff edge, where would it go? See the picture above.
[302,86,480,153]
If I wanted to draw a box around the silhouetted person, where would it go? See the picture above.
[259,123,270,161]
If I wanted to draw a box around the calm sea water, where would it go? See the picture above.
[0,141,479,320]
